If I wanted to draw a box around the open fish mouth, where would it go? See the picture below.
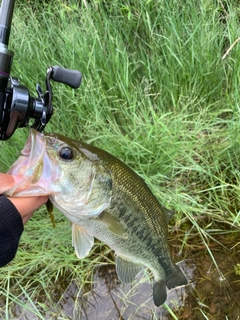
[4,129,61,197]
[13,129,46,178]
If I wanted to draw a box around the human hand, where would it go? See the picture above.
[0,173,17,194]
[0,173,48,225]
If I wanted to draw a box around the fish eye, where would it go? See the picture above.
[59,147,74,160]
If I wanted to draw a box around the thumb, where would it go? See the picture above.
[0,173,16,194]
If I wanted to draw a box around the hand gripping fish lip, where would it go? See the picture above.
[4,129,61,197]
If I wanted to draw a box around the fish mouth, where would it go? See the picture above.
[19,129,45,178]
[4,129,60,197]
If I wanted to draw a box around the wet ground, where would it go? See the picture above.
[62,260,196,320]
[5,235,240,320]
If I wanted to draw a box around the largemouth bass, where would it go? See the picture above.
[4,129,187,306]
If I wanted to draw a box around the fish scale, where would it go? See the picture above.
[110,161,168,239]
[88,154,179,278]
[4,129,188,307]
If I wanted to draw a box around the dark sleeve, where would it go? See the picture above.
[0,196,24,267]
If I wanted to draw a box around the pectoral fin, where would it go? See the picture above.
[97,211,127,238]
[115,255,142,283]
[72,224,94,259]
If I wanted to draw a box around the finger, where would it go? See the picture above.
[8,196,48,224]
[0,173,22,194]
[0,174,15,194]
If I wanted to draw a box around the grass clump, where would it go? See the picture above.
[0,0,240,319]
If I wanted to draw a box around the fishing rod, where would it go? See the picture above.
[0,0,82,140]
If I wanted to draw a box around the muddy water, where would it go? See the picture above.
[63,260,196,320]
[8,240,240,320]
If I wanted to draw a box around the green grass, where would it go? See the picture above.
[1,0,240,319]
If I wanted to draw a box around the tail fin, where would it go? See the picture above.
[153,281,167,307]
[166,264,188,289]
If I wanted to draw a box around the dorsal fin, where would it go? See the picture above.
[162,206,175,224]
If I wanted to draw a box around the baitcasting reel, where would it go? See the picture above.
[0,0,82,140]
